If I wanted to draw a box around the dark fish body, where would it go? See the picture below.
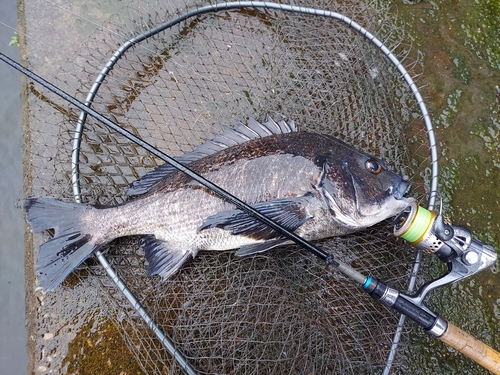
[25,117,413,290]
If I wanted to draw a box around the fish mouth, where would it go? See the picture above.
[385,179,410,200]
[391,179,412,201]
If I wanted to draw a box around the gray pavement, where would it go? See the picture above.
[0,1,28,374]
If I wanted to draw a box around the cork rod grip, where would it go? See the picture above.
[439,322,500,374]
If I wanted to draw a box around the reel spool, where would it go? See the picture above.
[393,201,497,302]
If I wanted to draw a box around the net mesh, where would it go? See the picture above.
[23,0,432,374]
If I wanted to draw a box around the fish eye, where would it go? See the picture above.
[365,159,382,174]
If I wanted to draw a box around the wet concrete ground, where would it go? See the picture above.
[0,0,28,373]
[12,0,500,374]
[389,0,500,373]
[18,3,146,374]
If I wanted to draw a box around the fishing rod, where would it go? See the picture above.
[4,51,500,374]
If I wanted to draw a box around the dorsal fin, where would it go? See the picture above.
[126,116,297,196]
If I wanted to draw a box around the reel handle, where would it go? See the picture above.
[439,322,500,374]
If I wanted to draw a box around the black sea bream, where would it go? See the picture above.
[25,117,414,290]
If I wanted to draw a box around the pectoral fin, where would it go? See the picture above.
[198,194,313,241]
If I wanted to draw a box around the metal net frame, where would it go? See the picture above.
[24,1,438,374]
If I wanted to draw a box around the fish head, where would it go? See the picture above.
[314,140,414,230]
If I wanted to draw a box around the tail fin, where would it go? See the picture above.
[24,197,101,291]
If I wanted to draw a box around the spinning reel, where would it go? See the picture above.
[363,200,497,330]
[362,201,499,372]
[359,203,500,374]
[394,201,497,306]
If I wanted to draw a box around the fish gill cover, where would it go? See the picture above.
[23,0,431,374]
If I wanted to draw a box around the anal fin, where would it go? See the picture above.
[140,235,191,280]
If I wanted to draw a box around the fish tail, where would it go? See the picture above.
[24,197,101,291]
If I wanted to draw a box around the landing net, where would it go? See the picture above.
[23,1,436,374]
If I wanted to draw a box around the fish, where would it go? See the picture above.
[24,116,414,291]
